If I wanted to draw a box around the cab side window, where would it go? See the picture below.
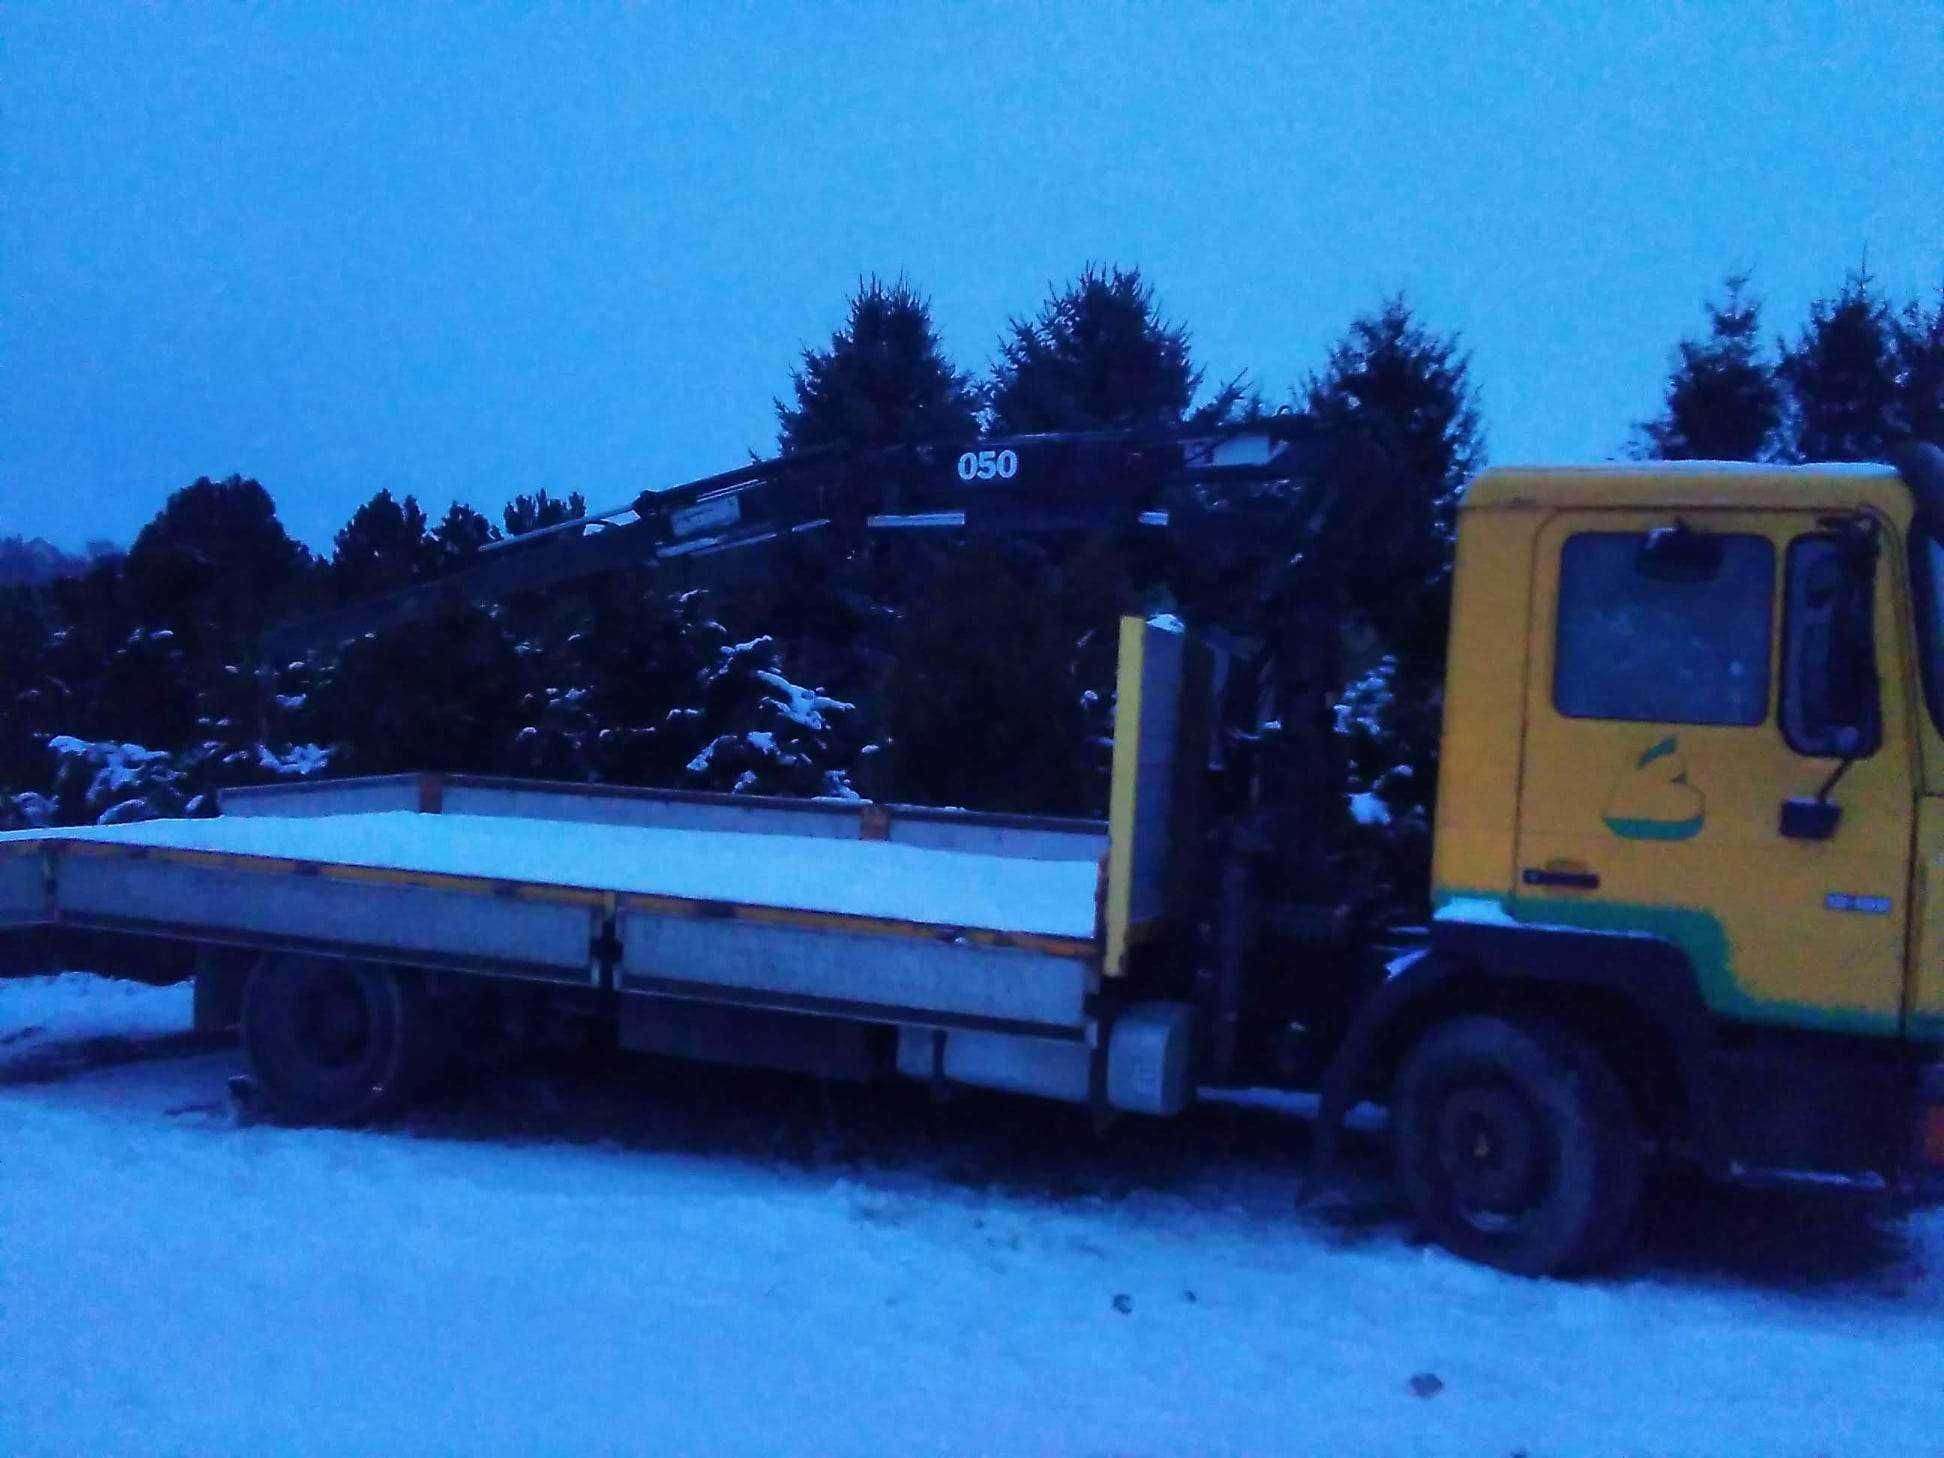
[1554,531,1774,725]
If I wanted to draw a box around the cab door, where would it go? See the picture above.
[1511,508,1913,1035]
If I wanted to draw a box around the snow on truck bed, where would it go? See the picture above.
[3,810,1101,940]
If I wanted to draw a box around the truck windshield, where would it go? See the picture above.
[1913,529,1944,736]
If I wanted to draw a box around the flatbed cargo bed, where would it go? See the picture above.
[0,617,1199,1084]
[0,808,1101,942]
[0,772,1123,1037]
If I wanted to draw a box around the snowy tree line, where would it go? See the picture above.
[1,263,1938,916]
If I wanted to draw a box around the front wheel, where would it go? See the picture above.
[1391,1015,1642,1276]
[241,956,436,1125]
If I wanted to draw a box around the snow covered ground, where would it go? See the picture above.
[3,974,1942,1457]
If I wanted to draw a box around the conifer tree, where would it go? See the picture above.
[0,585,59,798]
[986,265,1240,434]
[776,277,979,455]
[679,632,861,799]
[501,490,586,538]
[1295,297,1483,661]
[123,475,312,661]
[1894,283,1944,447]
[307,604,524,776]
[879,542,1091,816]
[1185,298,1481,907]
[1777,271,1902,461]
[573,582,726,786]
[433,502,500,567]
[1632,273,1781,461]
[767,277,979,759]
[330,490,436,602]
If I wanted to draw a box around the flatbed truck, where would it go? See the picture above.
[8,428,1944,1275]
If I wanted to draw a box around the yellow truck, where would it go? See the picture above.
[5,429,1944,1276]
[1326,446,1944,1270]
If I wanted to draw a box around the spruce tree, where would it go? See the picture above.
[1194,298,1481,907]
[123,476,312,662]
[681,634,861,798]
[1632,273,1781,461]
[1895,283,1944,447]
[879,542,1092,816]
[1295,297,1483,660]
[776,276,979,455]
[433,502,500,567]
[330,490,436,602]
[307,604,524,776]
[502,490,586,537]
[953,267,1238,818]
[767,277,979,774]
[573,580,726,787]
[0,585,58,797]
[986,265,1240,434]
[1778,271,1902,461]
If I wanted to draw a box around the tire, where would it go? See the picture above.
[1391,1015,1643,1276]
[241,956,435,1125]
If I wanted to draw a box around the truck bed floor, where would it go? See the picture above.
[1,812,1100,940]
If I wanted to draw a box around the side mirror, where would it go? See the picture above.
[1780,796,1842,841]
[1779,522,1880,844]
[1824,523,1880,734]
[1782,521,1881,759]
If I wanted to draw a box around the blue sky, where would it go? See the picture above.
[4,3,1940,551]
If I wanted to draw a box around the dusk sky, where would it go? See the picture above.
[5,3,1940,551]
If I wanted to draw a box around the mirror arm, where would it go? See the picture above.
[1815,756,1854,804]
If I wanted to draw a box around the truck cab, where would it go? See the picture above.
[1367,455,1944,1269]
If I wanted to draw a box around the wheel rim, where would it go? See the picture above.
[291,969,374,1069]
[1433,1081,1550,1234]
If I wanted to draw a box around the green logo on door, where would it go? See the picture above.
[1604,736,1705,841]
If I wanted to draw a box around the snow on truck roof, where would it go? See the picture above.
[1462,461,1911,517]
[1,811,1102,942]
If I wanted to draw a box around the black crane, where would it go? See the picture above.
[263,419,1325,661]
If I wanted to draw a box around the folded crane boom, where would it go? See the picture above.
[264,422,1318,660]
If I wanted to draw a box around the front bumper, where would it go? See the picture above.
[1908,1061,1944,1200]
[1705,1037,1944,1199]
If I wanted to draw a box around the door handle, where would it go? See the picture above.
[1522,867,1600,890]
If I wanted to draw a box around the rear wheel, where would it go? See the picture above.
[241,956,436,1125]
[1391,1015,1642,1275]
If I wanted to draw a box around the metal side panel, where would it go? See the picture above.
[0,850,48,926]
[617,909,1093,1031]
[447,783,1111,862]
[894,1025,1093,1103]
[442,783,868,840]
[52,854,598,980]
[221,777,425,818]
[882,817,1108,863]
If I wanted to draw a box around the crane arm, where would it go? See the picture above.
[263,421,1318,661]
